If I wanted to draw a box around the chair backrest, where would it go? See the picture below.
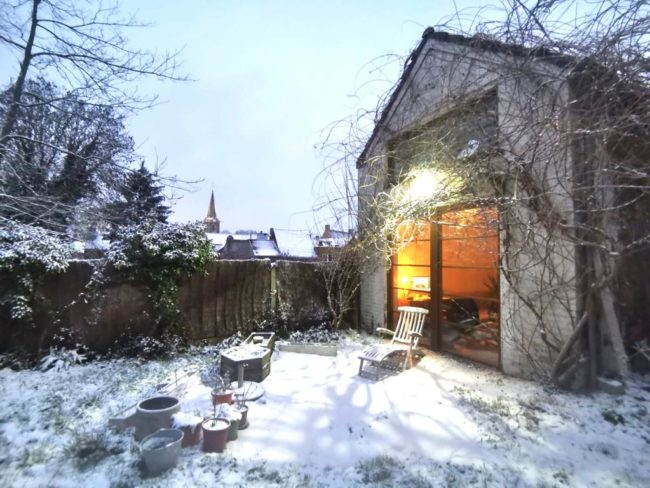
[392,306,429,347]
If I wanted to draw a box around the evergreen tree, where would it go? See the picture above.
[107,163,170,236]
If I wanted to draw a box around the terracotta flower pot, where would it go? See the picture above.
[202,418,230,453]
[238,405,249,430]
[211,389,233,406]
[171,413,203,448]
[179,424,202,447]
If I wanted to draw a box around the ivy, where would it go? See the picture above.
[0,220,71,325]
[106,221,213,336]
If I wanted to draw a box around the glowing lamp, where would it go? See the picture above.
[401,169,462,203]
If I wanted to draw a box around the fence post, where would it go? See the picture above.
[270,262,277,312]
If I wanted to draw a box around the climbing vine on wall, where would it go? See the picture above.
[107,221,214,337]
[0,221,72,354]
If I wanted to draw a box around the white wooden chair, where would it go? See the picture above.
[358,306,428,379]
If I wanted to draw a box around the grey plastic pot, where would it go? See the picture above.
[140,428,184,475]
[110,396,181,441]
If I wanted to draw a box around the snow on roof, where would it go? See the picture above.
[206,233,229,251]
[232,233,260,241]
[272,229,317,259]
[317,225,351,248]
[70,241,85,253]
[84,235,110,251]
[318,232,350,248]
[252,239,280,257]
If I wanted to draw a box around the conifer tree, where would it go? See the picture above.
[107,163,170,236]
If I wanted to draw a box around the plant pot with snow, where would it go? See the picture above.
[218,403,242,441]
[211,389,233,405]
[201,417,230,453]
[211,371,233,405]
[237,405,249,430]
[109,395,181,441]
[234,386,251,430]
[171,412,203,448]
[140,428,184,475]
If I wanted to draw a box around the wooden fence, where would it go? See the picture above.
[1,259,328,353]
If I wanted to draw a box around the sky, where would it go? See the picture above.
[1,0,482,233]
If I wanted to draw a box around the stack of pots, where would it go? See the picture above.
[203,387,233,453]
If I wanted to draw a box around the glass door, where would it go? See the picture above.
[389,222,433,346]
[389,208,500,366]
[438,208,500,367]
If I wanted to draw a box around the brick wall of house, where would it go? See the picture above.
[359,258,387,332]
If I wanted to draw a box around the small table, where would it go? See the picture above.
[221,344,272,382]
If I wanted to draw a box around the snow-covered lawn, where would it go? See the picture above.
[1,340,649,487]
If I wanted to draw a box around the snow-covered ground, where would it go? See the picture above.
[1,338,649,487]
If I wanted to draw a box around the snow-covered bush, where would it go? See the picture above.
[107,220,212,275]
[0,221,72,350]
[109,331,184,360]
[40,347,87,371]
[288,324,340,343]
[106,220,213,337]
[248,293,331,339]
[0,220,71,275]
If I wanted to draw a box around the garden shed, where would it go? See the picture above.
[357,28,650,382]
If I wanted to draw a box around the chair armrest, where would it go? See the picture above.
[375,327,394,337]
[408,331,423,348]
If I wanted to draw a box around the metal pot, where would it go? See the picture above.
[140,428,183,475]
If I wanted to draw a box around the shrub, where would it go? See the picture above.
[248,295,331,339]
[0,220,72,355]
[106,220,213,337]
[109,330,185,360]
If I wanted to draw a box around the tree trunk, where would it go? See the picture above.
[0,0,41,153]
[594,252,629,377]
[551,310,587,383]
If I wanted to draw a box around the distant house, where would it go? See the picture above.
[205,232,229,253]
[199,193,322,261]
[67,231,110,259]
[218,233,280,260]
[83,234,110,259]
[270,228,317,261]
[313,225,351,261]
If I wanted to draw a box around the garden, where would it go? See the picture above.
[1,331,649,487]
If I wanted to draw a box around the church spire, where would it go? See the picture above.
[204,190,220,233]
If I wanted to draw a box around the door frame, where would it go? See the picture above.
[388,204,501,369]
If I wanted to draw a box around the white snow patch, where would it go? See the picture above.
[171,412,203,431]
[222,344,268,360]
[0,340,648,487]
[272,228,317,259]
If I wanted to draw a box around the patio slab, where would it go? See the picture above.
[276,342,338,356]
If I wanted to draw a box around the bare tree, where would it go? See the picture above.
[0,78,135,229]
[317,238,369,331]
[0,0,186,230]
